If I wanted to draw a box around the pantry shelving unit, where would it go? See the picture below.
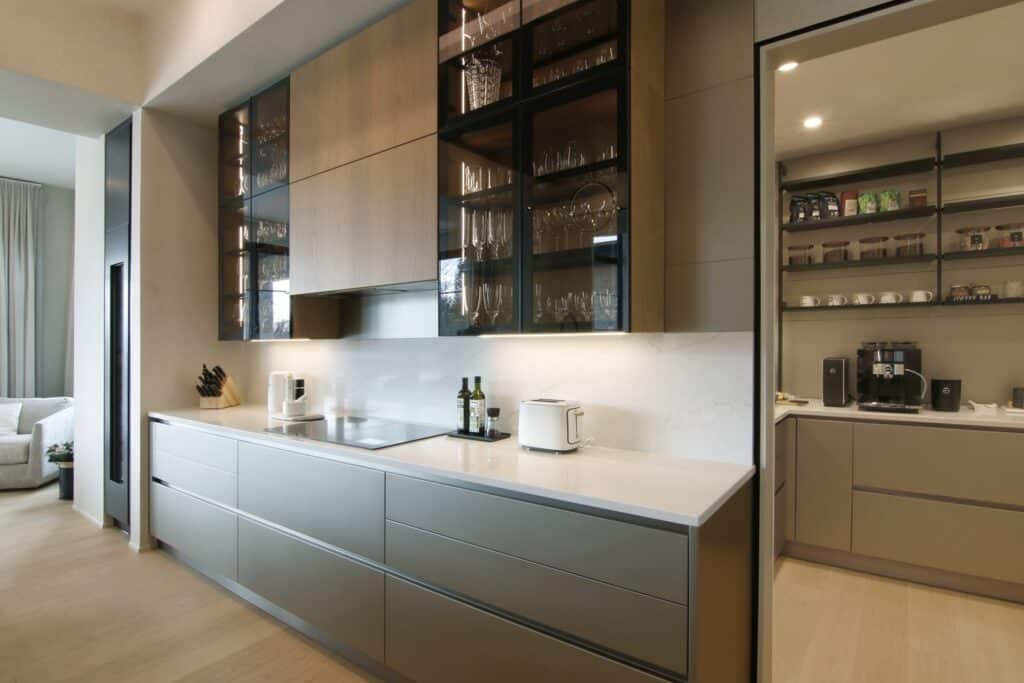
[779,131,1024,313]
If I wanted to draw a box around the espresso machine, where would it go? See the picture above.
[857,342,927,413]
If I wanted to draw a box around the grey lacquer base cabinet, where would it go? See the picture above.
[148,419,752,682]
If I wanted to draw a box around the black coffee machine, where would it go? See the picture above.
[857,342,927,413]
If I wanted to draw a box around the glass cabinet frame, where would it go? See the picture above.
[437,0,631,336]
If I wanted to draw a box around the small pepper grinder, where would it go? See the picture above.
[486,407,501,437]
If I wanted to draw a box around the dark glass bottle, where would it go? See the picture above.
[457,377,471,434]
[470,376,486,435]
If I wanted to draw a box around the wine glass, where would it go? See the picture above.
[471,212,486,261]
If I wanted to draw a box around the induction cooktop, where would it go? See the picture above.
[265,416,448,450]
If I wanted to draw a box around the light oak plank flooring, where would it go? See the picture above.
[773,557,1024,683]
[0,485,377,683]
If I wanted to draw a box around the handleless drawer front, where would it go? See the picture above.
[237,442,385,561]
[386,475,688,604]
[150,482,237,581]
[151,449,236,507]
[852,491,1024,585]
[386,576,664,683]
[151,421,237,474]
[237,519,385,661]
[853,422,1024,507]
[386,521,686,674]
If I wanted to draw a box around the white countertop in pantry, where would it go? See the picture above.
[775,398,1024,431]
[149,406,755,528]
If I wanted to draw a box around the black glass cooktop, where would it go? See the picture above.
[265,416,448,450]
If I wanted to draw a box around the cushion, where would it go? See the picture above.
[0,435,31,465]
[0,403,21,436]
[0,397,72,434]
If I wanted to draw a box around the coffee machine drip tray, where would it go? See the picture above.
[857,401,921,414]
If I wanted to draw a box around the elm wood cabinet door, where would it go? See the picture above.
[852,491,1024,585]
[290,136,438,295]
[853,422,1024,507]
[795,419,853,551]
[385,576,663,683]
[237,518,385,660]
[289,0,436,182]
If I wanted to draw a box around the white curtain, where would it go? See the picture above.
[0,178,40,397]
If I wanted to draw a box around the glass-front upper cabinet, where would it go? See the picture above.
[526,83,626,332]
[439,0,521,63]
[218,78,294,341]
[529,0,622,91]
[439,117,519,335]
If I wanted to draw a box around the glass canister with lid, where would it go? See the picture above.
[894,232,926,257]
[788,244,815,266]
[956,226,990,252]
[822,240,850,263]
[858,235,889,260]
[996,223,1024,249]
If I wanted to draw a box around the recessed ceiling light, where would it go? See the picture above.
[803,115,823,130]
[777,61,799,72]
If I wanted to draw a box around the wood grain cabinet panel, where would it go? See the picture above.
[853,422,1024,507]
[852,491,1024,585]
[795,419,853,551]
[290,136,438,294]
[290,0,437,181]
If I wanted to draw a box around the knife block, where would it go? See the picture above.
[199,376,242,410]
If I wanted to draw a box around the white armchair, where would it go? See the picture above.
[0,397,74,490]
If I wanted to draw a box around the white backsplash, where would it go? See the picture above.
[241,332,753,465]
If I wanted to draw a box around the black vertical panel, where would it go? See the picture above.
[104,117,132,532]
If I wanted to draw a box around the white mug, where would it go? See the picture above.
[852,292,876,305]
[909,290,934,303]
[879,291,904,304]
[1005,280,1024,299]
[826,294,848,306]
[799,295,820,308]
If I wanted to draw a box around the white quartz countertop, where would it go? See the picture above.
[149,406,754,528]
[775,398,1024,431]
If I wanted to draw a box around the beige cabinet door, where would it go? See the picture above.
[290,136,438,295]
[774,418,796,548]
[290,0,437,181]
[795,419,853,551]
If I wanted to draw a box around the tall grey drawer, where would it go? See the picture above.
[150,482,237,581]
[238,442,385,561]
[386,576,664,683]
[386,520,686,674]
[150,421,237,474]
[386,475,688,604]
[238,519,385,661]
[151,449,236,507]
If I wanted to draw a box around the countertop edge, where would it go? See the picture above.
[775,401,1024,430]
[149,410,754,529]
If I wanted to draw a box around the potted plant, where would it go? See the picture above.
[47,442,74,501]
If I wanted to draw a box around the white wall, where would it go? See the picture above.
[37,185,74,397]
[72,136,106,527]
[244,332,754,465]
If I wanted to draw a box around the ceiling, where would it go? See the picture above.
[0,116,76,189]
[775,1,1024,159]
[145,0,409,123]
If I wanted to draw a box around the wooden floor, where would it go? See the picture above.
[0,485,377,683]
[773,557,1024,683]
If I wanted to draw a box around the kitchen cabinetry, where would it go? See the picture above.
[794,419,852,551]
[773,417,795,556]
[290,0,437,181]
[148,417,753,681]
[782,414,1024,603]
[290,136,438,295]
[437,0,665,335]
[218,80,340,340]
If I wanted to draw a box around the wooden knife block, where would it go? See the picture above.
[199,376,242,410]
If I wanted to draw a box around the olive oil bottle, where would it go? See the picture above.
[457,377,470,434]
[469,376,486,435]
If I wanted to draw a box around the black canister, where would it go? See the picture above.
[931,379,962,412]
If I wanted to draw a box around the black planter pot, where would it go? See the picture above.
[58,467,74,501]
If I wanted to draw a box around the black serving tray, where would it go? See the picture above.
[446,430,512,443]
